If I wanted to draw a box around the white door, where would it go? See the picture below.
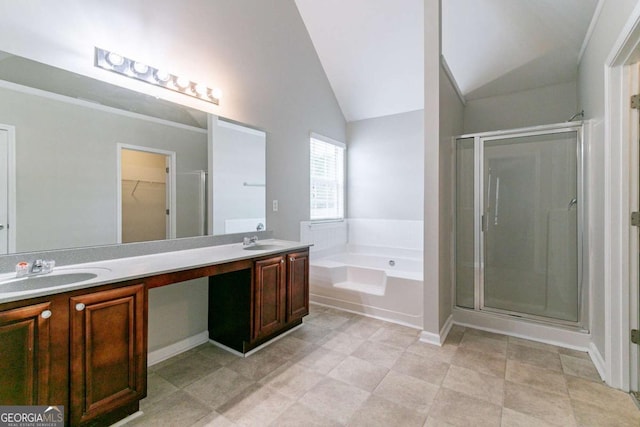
[0,129,8,254]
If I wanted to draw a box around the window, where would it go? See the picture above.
[310,133,345,221]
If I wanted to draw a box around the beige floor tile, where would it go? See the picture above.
[339,317,384,339]
[292,322,333,344]
[566,375,640,419]
[154,351,222,388]
[296,346,348,374]
[507,342,563,372]
[369,324,420,349]
[261,335,316,360]
[320,331,366,355]
[130,390,212,426]
[392,351,450,386]
[559,354,601,382]
[557,346,591,360]
[258,362,324,399]
[405,340,457,363]
[195,343,240,366]
[189,411,235,427]
[459,333,508,356]
[464,328,508,341]
[305,311,352,330]
[571,396,640,427]
[183,366,255,410]
[428,388,502,427]
[348,394,427,427]
[352,340,404,368]
[451,346,506,378]
[507,336,562,354]
[505,359,568,397]
[269,402,341,427]
[226,349,288,381]
[328,355,389,391]
[500,407,556,427]
[443,325,465,346]
[442,364,504,405]
[423,416,458,426]
[298,377,370,424]
[374,370,440,414]
[217,385,294,427]
[140,372,179,410]
[503,381,576,427]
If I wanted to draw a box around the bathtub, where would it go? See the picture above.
[309,246,423,328]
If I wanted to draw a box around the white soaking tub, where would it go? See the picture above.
[309,246,423,328]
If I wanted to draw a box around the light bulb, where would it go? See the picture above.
[153,70,171,84]
[132,61,149,75]
[210,88,223,100]
[175,76,191,90]
[106,52,125,67]
[194,83,208,96]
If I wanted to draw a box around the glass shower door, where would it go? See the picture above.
[481,131,579,322]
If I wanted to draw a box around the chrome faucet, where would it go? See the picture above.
[16,259,55,278]
[256,222,264,231]
[243,236,259,246]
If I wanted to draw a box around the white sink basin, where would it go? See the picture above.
[0,267,111,293]
[243,244,285,251]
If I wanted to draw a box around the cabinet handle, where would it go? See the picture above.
[290,257,294,262]
[75,303,85,311]
[41,310,52,319]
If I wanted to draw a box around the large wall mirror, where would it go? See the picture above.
[0,51,266,255]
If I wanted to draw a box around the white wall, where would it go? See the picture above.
[463,81,578,134]
[578,0,640,363]
[0,1,346,352]
[439,64,465,330]
[347,110,424,220]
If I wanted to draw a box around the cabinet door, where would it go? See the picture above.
[70,284,146,425]
[287,251,309,322]
[253,256,286,340]
[0,302,51,405]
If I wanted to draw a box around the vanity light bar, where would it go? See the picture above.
[94,47,220,105]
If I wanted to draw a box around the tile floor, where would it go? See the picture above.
[127,305,640,426]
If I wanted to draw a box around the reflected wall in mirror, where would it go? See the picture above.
[0,51,265,254]
[211,119,266,235]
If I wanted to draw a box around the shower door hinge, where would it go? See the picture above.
[632,94,640,109]
[632,212,640,227]
[632,329,640,344]
[166,209,170,215]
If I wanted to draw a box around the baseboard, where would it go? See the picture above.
[148,331,209,366]
[419,314,453,347]
[588,341,607,382]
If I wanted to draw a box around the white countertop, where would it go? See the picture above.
[0,239,311,304]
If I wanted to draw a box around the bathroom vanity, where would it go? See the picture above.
[0,240,309,426]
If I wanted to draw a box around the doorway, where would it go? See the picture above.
[117,144,176,244]
[0,125,15,254]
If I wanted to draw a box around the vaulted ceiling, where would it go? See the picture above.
[295,0,600,122]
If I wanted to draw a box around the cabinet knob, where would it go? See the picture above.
[41,310,52,319]
[290,257,294,262]
[75,303,85,311]
[281,259,284,264]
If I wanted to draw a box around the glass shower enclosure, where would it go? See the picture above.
[455,123,584,326]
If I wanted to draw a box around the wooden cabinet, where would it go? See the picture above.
[0,302,52,405]
[70,284,147,426]
[253,255,286,340]
[209,249,310,353]
[286,251,309,322]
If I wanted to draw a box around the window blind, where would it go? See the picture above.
[310,137,344,220]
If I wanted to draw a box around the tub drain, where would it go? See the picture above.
[388,260,395,267]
